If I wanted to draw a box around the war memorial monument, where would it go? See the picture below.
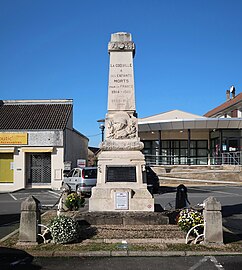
[89,32,154,212]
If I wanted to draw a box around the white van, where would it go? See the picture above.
[63,167,97,195]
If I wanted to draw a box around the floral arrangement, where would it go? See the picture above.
[177,208,204,233]
[64,192,85,211]
[49,215,80,244]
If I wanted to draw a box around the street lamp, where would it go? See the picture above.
[97,119,105,142]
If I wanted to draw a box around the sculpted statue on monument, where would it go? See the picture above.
[106,112,137,140]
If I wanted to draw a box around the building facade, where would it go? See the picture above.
[0,99,88,192]
[138,90,242,166]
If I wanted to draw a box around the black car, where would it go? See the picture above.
[145,166,160,195]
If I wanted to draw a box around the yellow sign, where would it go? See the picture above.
[0,133,28,145]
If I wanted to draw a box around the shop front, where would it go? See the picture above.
[0,131,64,192]
[138,116,242,166]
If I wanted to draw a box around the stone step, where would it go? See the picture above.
[159,172,241,180]
[75,211,169,226]
[158,175,242,185]
[74,212,186,242]
[79,224,186,241]
[151,165,242,184]
[152,165,241,174]
[159,176,242,185]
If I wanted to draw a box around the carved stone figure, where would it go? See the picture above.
[106,112,137,140]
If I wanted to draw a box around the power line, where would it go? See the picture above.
[87,133,102,137]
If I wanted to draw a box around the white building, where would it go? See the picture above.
[0,99,88,192]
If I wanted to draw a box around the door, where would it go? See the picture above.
[26,153,51,185]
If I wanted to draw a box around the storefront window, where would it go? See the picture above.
[161,141,169,148]
[197,149,207,156]
[142,139,208,165]
[197,141,207,148]
[180,141,188,148]
[210,129,241,165]
[180,149,188,156]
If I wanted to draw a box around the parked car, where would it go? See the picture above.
[146,166,160,195]
[62,167,97,195]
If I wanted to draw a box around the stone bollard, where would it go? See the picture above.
[57,183,71,216]
[18,195,41,245]
[203,196,223,245]
[57,190,69,216]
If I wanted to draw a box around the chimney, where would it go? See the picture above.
[226,90,230,101]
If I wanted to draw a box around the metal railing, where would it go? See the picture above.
[144,155,208,166]
[144,153,242,166]
[221,151,241,165]
[185,224,204,244]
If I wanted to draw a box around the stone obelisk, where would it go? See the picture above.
[89,32,154,212]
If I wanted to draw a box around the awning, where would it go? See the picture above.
[0,147,15,153]
[21,147,54,153]
[138,118,242,132]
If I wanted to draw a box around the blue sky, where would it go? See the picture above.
[1,0,242,147]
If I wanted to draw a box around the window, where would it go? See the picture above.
[83,168,97,179]
[73,169,80,177]
[142,139,208,165]
[190,140,208,165]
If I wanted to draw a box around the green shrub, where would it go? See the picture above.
[49,215,80,244]
[65,192,85,210]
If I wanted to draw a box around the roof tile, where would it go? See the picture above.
[204,93,242,117]
[0,103,72,130]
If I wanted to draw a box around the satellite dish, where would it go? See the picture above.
[230,85,235,93]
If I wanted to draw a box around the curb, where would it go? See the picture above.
[27,250,242,257]
[0,228,19,243]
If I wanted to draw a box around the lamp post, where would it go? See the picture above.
[97,119,105,142]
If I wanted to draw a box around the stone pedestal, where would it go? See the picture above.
[203,196,223,245]
[18,196,40,245]
[89,150,154,212]
[89,32,154,212]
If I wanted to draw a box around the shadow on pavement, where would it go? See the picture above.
[222,203,242,243]
[11,188,53,194]
[154,204,164,212]
[222,204,242,218]
[0,214,20,226]
[158,186,210,194]
[77,220,98,240]
[159,186,176,194]
[0,247,41,270]
[223,230,242,244]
